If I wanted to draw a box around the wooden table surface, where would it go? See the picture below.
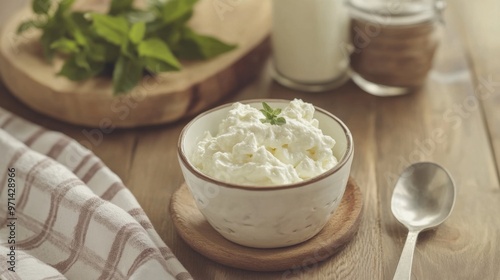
[1,1,499,279]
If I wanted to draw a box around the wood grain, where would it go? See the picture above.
[0,0,271,128]
[0,1,500,279]
[373,9,500,280]
[448,0,500,180]
[170,179,363,272]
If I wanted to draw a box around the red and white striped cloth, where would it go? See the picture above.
[0,107,192,280]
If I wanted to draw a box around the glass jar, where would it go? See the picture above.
[272,0,351,92]
[346,0,445,96]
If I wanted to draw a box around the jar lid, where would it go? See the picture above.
[346,0,445,25]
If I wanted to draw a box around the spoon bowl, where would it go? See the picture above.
[391,162,456,280]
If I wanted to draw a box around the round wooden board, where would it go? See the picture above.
[170,178,364,272]
[0,0,270,128]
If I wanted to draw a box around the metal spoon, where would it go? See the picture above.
[391,162,456,280]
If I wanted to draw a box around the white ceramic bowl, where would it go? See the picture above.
[177,99,354,248]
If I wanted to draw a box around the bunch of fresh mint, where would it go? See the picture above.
[17,0,236,94]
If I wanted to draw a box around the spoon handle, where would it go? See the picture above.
[393,230,420,280]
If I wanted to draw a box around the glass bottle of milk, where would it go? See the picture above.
[272,0,351,92]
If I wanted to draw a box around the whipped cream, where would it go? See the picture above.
[190,99,338,186]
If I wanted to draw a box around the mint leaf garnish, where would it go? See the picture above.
[260,102,286,126]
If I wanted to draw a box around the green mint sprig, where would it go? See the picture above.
[17,0,237,94]
[260,102,286,126]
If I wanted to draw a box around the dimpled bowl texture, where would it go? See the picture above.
[177,99,354,248]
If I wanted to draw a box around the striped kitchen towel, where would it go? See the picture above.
[0,107,193,280]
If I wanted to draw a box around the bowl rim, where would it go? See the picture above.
[178,99,354,191]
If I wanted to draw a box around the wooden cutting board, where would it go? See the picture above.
[0,0,271,128]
